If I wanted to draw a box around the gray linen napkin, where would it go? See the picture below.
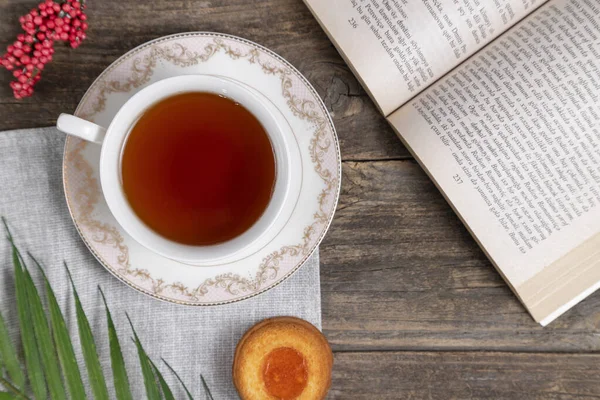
[0,128,321,399]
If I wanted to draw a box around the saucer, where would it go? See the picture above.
[62,32,341,305]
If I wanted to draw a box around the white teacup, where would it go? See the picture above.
[57,75,301,265]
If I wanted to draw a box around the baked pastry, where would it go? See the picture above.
[233,316,333,400]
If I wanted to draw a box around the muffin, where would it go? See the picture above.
[233,316,333,399]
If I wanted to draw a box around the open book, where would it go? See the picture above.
[304,0,600,325]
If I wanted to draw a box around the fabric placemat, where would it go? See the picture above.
[0,127,322,399]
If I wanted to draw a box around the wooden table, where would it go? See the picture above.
[2,0,600,398]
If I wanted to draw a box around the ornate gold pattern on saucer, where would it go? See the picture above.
[62,33,341,305]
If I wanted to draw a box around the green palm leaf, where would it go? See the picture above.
[126,314,161,400]
[2,219,207,400]
[3,219,45,400]
[99,288,133,400]
[11,246,46,400]
[21,265,66,400]
[162,359,194,400]
[30,257,86,399]
[65,265,109,400]
[0,377,27,400]
[0,311,25,391]
[201,375,215,400]
[149,359,175,400]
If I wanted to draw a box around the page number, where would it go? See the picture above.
[348,17,358,28]
[453,174,463,184]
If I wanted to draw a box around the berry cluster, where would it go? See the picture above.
[0,0,88,99]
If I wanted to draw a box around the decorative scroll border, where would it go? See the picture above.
[63,33,340,305]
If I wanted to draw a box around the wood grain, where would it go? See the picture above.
[330,351,600,399]
[321,161,600,351]
[2,0,600,396]
[0,0,410,160]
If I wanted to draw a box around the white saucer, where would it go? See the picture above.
[62,32,341,305]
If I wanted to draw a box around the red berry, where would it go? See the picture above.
[2,0,89,99]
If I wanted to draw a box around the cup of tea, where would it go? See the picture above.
[57,75,301,265]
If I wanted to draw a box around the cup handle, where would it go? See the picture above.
[56,113,107,144]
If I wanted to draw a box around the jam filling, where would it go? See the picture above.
[262,347,308,399]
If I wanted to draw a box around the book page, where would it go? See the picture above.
[304,0,546,116]
[388,0,600,323]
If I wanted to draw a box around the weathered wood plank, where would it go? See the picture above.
[330,351,600,399]
[321,160,600,351]
[0,0,409,160]
[2,0,600,395]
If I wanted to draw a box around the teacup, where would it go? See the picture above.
[57,75,301,265]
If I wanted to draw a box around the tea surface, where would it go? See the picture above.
[121,92,276,245]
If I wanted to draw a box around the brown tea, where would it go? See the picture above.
[121,92,276,246]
